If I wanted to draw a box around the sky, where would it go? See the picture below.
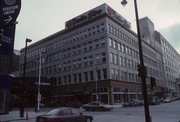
[14,0,180,54]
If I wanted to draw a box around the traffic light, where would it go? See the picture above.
[150,77,156,89]
[137,64,147,77]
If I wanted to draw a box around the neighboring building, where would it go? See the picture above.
[11,50,20,77]
[10,77,54,108]
[177,78,180,98]
[12,50,20,72]
[139,17,180,98]
[19,4,171,104]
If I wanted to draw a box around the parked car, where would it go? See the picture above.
[36,107,93,122]
[149,97,161,105]
[82,101,113,111]
[40,103,46,108]
[163,97,172,103]
[122,99,143,107]
[65,100,82,108]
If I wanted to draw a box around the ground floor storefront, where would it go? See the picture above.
[54,80,167,105]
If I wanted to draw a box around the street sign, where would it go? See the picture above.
[0,0,21,114]
[0,0,21,28]
[37,93,41,102]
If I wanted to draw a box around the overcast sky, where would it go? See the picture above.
[14,0,180,53]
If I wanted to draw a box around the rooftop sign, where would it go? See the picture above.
[65,4,131,29]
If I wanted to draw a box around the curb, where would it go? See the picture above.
[0,117,36,122]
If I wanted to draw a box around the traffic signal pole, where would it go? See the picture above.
[134,0,151,122]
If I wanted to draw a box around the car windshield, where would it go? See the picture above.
[46,109,61,116]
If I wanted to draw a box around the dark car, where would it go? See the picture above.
[82,101,113,111]
[36,107,93,122]
[65,101,82,108]
[122,99,143,107]
[149,97,161,105]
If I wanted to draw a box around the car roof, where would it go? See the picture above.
[56,107,73,110]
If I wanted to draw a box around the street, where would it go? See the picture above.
[3,100,180,122]
[84,100,180,122]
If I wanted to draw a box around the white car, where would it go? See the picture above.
[82,101,113,111]
[163,98,172,103]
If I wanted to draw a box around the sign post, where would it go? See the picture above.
[0,0,21,114]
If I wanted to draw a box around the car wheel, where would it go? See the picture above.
[86,118,92,122]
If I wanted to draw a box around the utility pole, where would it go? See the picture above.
[121,0,151,122]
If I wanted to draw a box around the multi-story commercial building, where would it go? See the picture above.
[139,17,180,98]
[19,4,171,104]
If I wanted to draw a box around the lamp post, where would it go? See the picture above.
[121,0,151,122]
[20,38,32,117]
[95,67,99,101]
[37,51,46,112]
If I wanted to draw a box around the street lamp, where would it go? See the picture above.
[20,38,32,117]
[95,67,99,101]
[37,51,46,112]
[121,0,151,122]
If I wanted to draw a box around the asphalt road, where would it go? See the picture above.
[15,100,180,122]
[86,100,180,122]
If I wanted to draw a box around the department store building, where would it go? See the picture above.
[19,4,178,104]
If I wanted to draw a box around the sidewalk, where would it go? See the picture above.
[0,109,45,122]
[0,105,121,122]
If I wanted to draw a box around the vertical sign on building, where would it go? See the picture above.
[0,0,21,114]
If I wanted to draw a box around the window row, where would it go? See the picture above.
[26,23,105,58]
[57,69,107,85]
[110,52,138,70]
[110,69,138,83]
[108,37,139,59]
[108,23,138,48]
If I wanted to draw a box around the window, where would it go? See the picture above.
[67,61,71,70]
[62,110,72,116]
[84,57,88,66]
[90,71,94,80]
[108,37,112,47]
[119,56,122,66]
[115,70,119,79]
[95,54,100,64]
[110,53,113,63]
[120,44,124,52]
[77,58,81,68]
[118,43,121,51]
[101,39,105,46]
[71,109,80,115]
[127,59,130,68]
[64,75,67,84]
[89,55,93,65]
[84,72,88,81]
[78,73,82,82]
[74,74,77,83]
[73,60,76,69]
[124,72,127,81]
[58,77,61,85]
[101,52,106,63]
[114,54,118,64]
[111,69,115,79]
[97,70,101,80]
[122,57,126,67]
[88,45,93,50]
[95,40,100,48]
[113,40,116,48]
[68,75,71,84]
[103,68,107,79]
[126,46,129,54]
